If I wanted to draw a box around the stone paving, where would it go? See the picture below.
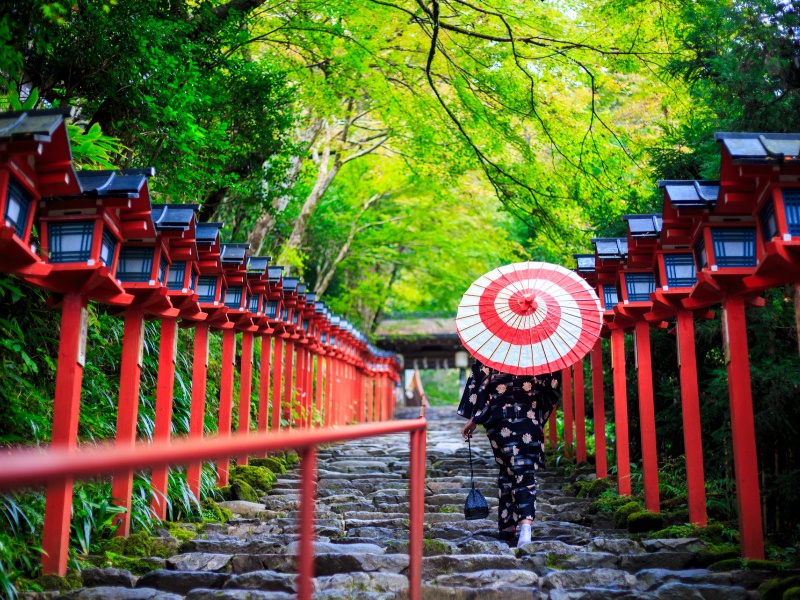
[52,406,791,599]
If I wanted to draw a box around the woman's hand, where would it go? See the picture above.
[462,419,477,440]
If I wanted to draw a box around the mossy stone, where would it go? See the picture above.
[588,494,631,515]
[613,501,642,528]
[783,586,800,599]
[34,572,82,592]
[759,576,800,600]
[102,536,127,555]
[229,465,275,493]
[248,457,287,474]
[201,498,233,523]
[283,451,299,466]
[162,521,198,543]
[230,479,259,502]
[661,494,688,510]
[627,511,664,533]
[712,559,791,573]
[422,539,453,556]
[216,485,233,501]
[107,555,164,576]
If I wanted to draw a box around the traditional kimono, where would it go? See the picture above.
[457,362,561,535]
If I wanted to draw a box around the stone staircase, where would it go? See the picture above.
[53,406,789,599]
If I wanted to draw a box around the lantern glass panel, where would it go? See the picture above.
[695,236,708,270]
[197,276,218,303]
[711,227,756,267]
[249,293,259,313]
[303,319,310,332]
[602,286,618,310]
[293,311,299,325]
[189,270,197,292]
[663,254,696,288]
[625,273,655,302]
[167,260,186,290]
[158,254,167,283]
[100,229,116,267]
[760,199,778,241]
[321,332,327,343]
[266,300,278,318]
[48,220,94,263]
[4,178,32,239]
[224,286,243,309]
[117,247,154,282]
[782,189,800,237]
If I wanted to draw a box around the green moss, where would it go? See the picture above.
[710,558,791,572]
[760,576,800,600]
[438,505,457,513]
[217,485,233,501]
[230,479,259,502]
[33,572,82,592]
[229,465,275,493]
[783,586,800,599]
[660,494,688,510]
[162,521,198,543]
[588,493,632,515]
[545,553,570,569]
[201,498,233,523]
[422,539,453,555]
[105,553,164,576]
[283,451,299,465]
[575,478,612,499]
[248,457,287,474]
[613,501,643,529]
[627,511,664,533]
[102,536,127,555]
[124,531,154,557]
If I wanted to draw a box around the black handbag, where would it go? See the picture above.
[464,436,490,520]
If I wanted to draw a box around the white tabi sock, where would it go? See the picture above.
[517,523,532,547]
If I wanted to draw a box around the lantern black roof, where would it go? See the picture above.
[220,243,249,265]
[715,132,800,163]
[151,204,198,231]
[0,107,75,142]
[196,222,223,245]
[573,254,596,272]
[267,266,284,283]
[282,276,300,292]
[623,214,663,238]
[76,168,155,198]
[590,238,628,260]
[657,180,719,208]
[246,256,270,274]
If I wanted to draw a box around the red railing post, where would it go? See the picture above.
[41,292,88,576]
[611,327,631,496]
[676,310,707,525]
[271,336,284,433]
[634,320,660,513]
[574,358,587,463]
[562,366,573,458]
[591,340,608,479]
[111,305,146,537]
[257,335,272,438]
[237,331,254,465]
[315,354,323,427]
[295,346,305,427]
[187,321,210,498]
[283,340,295,428]
[216,329,236,486]
[408,424,426,600]
[305,348,314,427]
[151,316,178,519]
[297,446,318,600]
[722,297,765,559]
[325,357,333,427]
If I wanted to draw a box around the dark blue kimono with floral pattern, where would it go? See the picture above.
[457,362,561,533]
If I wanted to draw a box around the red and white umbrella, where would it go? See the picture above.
[456,261,602,376]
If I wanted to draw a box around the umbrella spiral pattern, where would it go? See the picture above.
[456,261,603,375]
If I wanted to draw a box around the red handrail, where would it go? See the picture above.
[0,418,428,600]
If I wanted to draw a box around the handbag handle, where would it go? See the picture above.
[468,435,476,490]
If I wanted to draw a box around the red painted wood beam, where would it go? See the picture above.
[574,358,587,463]
[111,305,146,537]
[151,317,178,520]
[295,346,305,428]
[216,329,236,486]
[41,293,88,575]
[237,331,254,465]
[562,367,573,457]
[186,322,210,499]
[366,376,373,422]
[723,297,765,559]
[591,341,608,479]
[283,340,295,428]
[634,320,660,513]
[676,310,708,526]
[271,337,283,433]
[611,328,632,496]
[257,336,271,438]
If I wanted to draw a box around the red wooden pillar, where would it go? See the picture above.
[271,337,283,432]
[324,357,333,427]
[283,340,295,428]
[611,328,631,496]
[634,320,660,513]
[562,367,573,457]
[151,317,178,519]
[315,354,323,427]
[42,293,88,575]
[677,310,707,526]
[574,358,587,463]
[187,321,210,498]
[216,329,236,486]
[295,346,305,427]
[111,306,146,537]
[591,340,608,479]
[257,335,272,437]
[374,373,382,422]
[306,350,314,427]
[722,297,765,559]
[237,331,254,465]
